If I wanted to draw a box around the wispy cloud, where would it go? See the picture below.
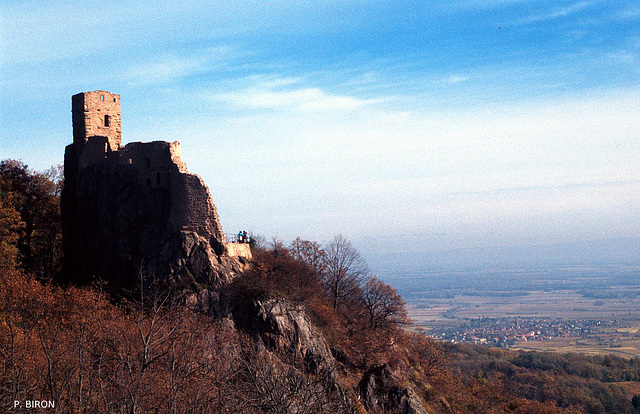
[446,75,469,84]
[211,77,385,111]
[607,50,636,64]
[617,5,640,21]
[513,1,593,25]
[125,48,232,86]
[444,0,530,11]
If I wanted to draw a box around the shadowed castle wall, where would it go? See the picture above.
[61,91,238,290]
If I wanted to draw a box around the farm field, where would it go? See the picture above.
[511,336,640,359]
[408,290,640,322]
[383,265,640,358]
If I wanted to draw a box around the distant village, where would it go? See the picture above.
[426,317,621,347]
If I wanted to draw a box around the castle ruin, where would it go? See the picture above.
[61,90,250,290]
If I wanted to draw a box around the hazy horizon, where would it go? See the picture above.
[1,1,638,268]
[365,236,640,275]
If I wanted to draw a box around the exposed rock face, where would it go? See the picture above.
[359,364,429,414]
[61,91,242,289]
[231,297,338,376]
[224,295,356,412]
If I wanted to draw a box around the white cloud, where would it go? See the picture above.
[445,0,531,11]
[513,1,593,25]
[346,71,380,86]
[607,50,637,64]
[547,1,591,18]
[254,77,303,89]
[446,75,469,84]
[211,78,385,111]
[125,48,232,86]
[127,57,205,85]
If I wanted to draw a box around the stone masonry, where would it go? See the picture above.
[61,90,247,290]
[72,90,122,150]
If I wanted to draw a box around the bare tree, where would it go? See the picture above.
[248,232,267,250]
[361,277,408,329]
[238,345,351,414]
[268,236,288,258]
[289,237,327,273]
[322,235,368,310]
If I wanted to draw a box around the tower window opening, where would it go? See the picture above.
[100,95,104,101]
[156,172,161,185]
[146,157,151,168]
[104,115,110,127]
[146,178,151,186]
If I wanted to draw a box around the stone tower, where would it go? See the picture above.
[61,90,245,291]
[72,90,122,151]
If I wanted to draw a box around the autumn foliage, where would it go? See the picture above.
[0,160,62,279]
[0,270,238,413]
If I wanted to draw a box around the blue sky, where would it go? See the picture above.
[1,1,639,268]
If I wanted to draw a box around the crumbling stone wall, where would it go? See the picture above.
[61,90,240,291]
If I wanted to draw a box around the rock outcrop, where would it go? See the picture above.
[359,364,429,414]
[60,91,244,290]
[233,297,338,375]
[224,295,357,412]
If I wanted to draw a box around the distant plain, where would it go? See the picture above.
[381,265,640,358]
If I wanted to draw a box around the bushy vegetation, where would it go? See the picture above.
[233,235,409,364]
[447,343,640,413]
[0,160,62,279]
